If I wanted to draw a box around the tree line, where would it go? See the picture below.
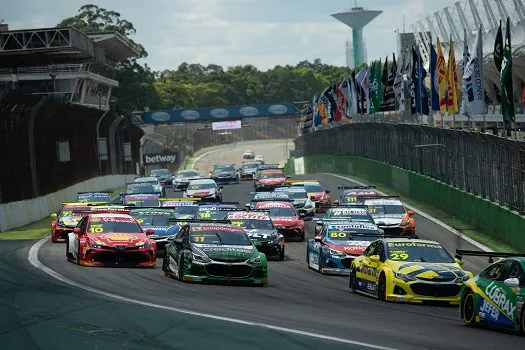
[58,4,350,114]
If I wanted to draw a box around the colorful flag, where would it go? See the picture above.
[494,20,503,72]
[436,39,448,115]
[463,25,485,115]
[447,38,459,115]
[460,29,471,115]
[334,80,346,121]
[430,44,439,111]
[312,95,321,127]
[319,95,329,125]
[369,60,383,114]
[381,53,396,111]
[339,77,358,116]
[393,53,406,112]
[501,17,515,124]
[355,66,371,114]
[410,48,429,115]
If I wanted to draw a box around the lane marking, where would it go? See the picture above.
[28,237,396,350]
[322,173,491,252]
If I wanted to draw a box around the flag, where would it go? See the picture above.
[501,17,515,124]
[334,80,346,121]
[430,44,439,111]
[339,77,358,116]
[312,95,321,127]
[355,67,371,114]
[326,84,338,122]
[369,60,383,114]
[460,29,471,115]
[447,38,459,115]
[463,25,485,115]
[410,47,429,115]
[381,53,396,111]
[494,20,503,72]
[393,53,406,112]
[436,39,448,115]
[318,94,329,125]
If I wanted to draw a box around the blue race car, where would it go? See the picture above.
[129,208,181,252]
[159,198,200,219]
[306,221,382,275]
[313,206,375,235]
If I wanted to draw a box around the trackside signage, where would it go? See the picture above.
[143,152,178,165]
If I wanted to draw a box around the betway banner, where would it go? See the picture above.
[212,120,242,131]
[143,152,178,165]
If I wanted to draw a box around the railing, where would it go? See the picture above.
[0,64,87,75]
[296,123,525,214]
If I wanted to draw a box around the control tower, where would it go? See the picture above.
[331,5,382,68]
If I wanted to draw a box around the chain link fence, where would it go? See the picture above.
[296,123,525,214]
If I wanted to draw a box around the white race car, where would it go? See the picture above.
[254,154,264,163]
[134,176,165,197]
[183,179,223,202]
[172,169,201,190]
[243,150,255,160]
[274,187,315,219]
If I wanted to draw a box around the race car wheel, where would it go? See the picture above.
[462,291,477,327]
[349,271,357,293]
[519,308,525,335]
[65,240,71,261]
[299,230,305,242]
[279,247,285,261]
[177,256,185,282]
[377,274,387,301]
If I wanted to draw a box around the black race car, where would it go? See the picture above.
[210,164,240,185]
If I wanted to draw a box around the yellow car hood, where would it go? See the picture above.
[389,261,467,281]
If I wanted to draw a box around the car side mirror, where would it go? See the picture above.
[286,176,291,179]
[407,210,416,216]
[369,255,380,263]
[145,229,155,236]
[310,196,316,200]
[325,190,331,194]
[219,186,224,190]
[504,277,520,288]
[173,237,184,247]
[245,203,251,209]
[315,220,323,226]
[73,227,82,235]
[333,200,340,205]
[454,258,464,266]
[299,212,306,217]
[314,236,322,242]
[50,213,58,220]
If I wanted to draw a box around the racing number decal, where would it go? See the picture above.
[199,212,212,218]
[193,235,205,243]
[330,231,347,238]
[136,218,144,224]
[346,196,357,202]
[390,252,409,260]
[367,207,376,214]
[230,221,244,227]
[89,224,103,233]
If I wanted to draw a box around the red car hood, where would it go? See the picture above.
[87,232,149,247]
[325,241,371,255]
[271,217,300,225]
[258,178,285,185]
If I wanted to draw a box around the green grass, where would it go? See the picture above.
[332,172,518,253]
[0,185,127,241]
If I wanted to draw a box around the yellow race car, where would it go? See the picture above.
[349,238,472,304]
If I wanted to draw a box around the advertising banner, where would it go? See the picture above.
[143,151,178,165]
[143,102,296,124]
[212,120,242,131]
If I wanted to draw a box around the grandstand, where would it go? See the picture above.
[0,24,143,203]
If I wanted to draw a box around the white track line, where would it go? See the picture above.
[323,173,491,252]
[29,226,394,348]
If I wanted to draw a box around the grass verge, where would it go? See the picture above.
[331,172,518,253]
[0,185,127,241]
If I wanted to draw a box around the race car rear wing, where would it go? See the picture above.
[168,218,232,224]
[337,186,376,190]
[77,191,112,194]
[72,208,130,215]
[455,249,525,263]
[198,201,240,206]
[128,206,175,210]
[62,201,109,206]
[199,207,241,211]
[160,198,200,201]
[317,204,368,210]
[248,197,294,202]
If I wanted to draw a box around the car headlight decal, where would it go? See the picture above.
[192,252,210,263]
[247,256,261,264]
[394,271,417,282]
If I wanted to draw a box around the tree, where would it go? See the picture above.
[58,4,158,114]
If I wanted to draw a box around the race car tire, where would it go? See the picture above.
[349,271,357,293]
[317,253,324,273]
[461,290,477,327]
[520,308,525,335]
[177,255,185,282]
[279,246,285,261]
[299,230,305,242]
[377,274,387,301]
[306,249,310,265]
[65,240,71,262]
[52,234,59,244]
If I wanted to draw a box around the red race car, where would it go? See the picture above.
[66,210,156,267]
[50,202,102,243]
[254,169,288,191]
[288,180,331,213]
[254,201,305,241]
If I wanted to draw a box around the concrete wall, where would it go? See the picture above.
[0,174,135,232]
[298,154,525,251]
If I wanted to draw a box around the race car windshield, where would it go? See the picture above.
[303,183,323,192]
[87,221,142,234]
[327,229,380,241]
[266,207,296,217]
[191,230,252,245]
[243,163,258,169]
[341,196,367,204]
[214,166,235,172]
[386,242,454,263]
[126,184,155,193]
[229,219,274,230]
[177,171,199,178]
[77,194,110,202]
[59,207,90,218]
[285,191,307,199]
[125,199,160,207]
[133,214,172,226]
[367,204,405,215]
[151,169,170,176]
[326,211,371,221]
[173,205,198,215]
[188,183,216,190]
[135,180,158,185]
[260,173,285,179]
[197,210,229,220]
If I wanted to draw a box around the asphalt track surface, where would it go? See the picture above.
[1,141,524,349]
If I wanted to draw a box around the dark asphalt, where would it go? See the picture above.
[9,174,519,350]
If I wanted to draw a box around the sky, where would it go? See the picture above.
[4,0,452,71]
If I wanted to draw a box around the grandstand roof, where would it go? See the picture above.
[87,32,141,63]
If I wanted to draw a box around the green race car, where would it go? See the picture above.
[457,250,525,334]
[162,221,268,285]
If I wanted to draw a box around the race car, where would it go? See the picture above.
[457,250,525,333]
[123,194,161,207]
[256,164,281,171]
[134,176,165,197]
[150,168,173,187]
[160,198,200,219]
[254,169,287,191]
[184,179,223,202]
[76,192,111,203]
[243,150,255,160]
[363,197,416,235]
[66,211,156,267]
[334,186,379,206]
[253,200,305,241]
[349,238,471,304]
[130,208,182,252]
[307,221,382,275]
[245,191,292,210]
[254,155,264,163]
[274,186,315,218]
[50,202,104,243]
[120,182,161,201]
[313,206,375,235]
[287,180,331,212]
[210,164,239,184]
[172,169,201,190]
[226,211,285,260]
[196,203,239,221]
[162,221,268,285]
[239,162,260,180]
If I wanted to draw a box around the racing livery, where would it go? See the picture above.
[150,168,173,187]
[50,203,98,243]
[254,169,287,191]
[66,212,156,267]
[226,211,285,260]
[334,186,379,206]
[363,197,416,235]
[274,187,315,218]
[288,180,331,212]
[240,162,260,180]
[130,208,181,251]
[349,239,471,304]
[210,164,239,184]
[196,203,239,221]
[254,201,305,241]
[457,250,525,333]
[184,179,223,202]
[245,191,292,210]
[134,176,165,197]
[307,221,381,275]
[172,170,201,190]
[123,194,161,207]
[313,207,375,235]
[160,198,199,219]
[162,222,267,285]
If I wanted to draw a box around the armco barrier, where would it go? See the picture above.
[301,154,525,251]
[0,174,135,232]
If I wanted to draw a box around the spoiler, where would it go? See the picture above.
[455,249,525,263]
[337,186,376,190]
[72,208,130,215]
[198,201,239,206]
[77,191,112,194]
[160,198,200,201]
[62,201,109,206]
[249,197,294,202]
[168,218,232,224]
[319,204,368,209]
[128,206,175,211]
